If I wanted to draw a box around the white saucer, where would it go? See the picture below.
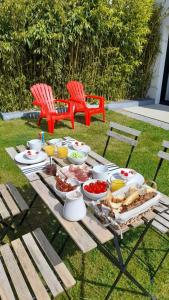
[110,168,144,185]
[15,151,47,165]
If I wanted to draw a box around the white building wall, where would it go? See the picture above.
[165,73,169,99]
[147,0,169,104]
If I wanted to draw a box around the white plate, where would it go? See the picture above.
[110,168,144,186]
[112,184,161,223]
[15,151,47,165]
[60,165,91,184]
[48,138,63,146]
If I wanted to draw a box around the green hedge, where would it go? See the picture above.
[0,0,161,112]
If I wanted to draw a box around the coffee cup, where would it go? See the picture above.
[27,139,42,152]
[92,165,109,181]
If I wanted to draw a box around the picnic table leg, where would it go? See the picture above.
[0,220,15,231]
[99,220,155,300]
[0,216,17,244]
[59,236,70,257]
[151,245,169,283]
[19,193,38,225]
[50,225,70,258]
[99,240,153,300]
[50,224,62,243]
[149,227,169,281]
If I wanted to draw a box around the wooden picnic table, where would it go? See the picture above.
[5,137,169,300]
[6,139,169,236]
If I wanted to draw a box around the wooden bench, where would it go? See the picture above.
[103,121,141,167]
[0,182,29,242]
[0,227,75,300]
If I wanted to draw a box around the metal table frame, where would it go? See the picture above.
[97,219,155,300]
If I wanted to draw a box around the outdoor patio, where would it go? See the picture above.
[1,110,169,300]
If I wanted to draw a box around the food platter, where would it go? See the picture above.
[59,164,91,183]
[111,184,160,223]
[91,184,161,224]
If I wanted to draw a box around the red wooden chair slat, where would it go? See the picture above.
[66,81,105,126]
[31,83,74,134]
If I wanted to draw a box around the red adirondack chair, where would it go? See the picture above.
[66,81,105,126]
[31,83,75,134]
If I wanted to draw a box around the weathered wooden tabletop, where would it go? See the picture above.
[5,138,169,253]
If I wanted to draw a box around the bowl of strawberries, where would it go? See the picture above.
[82,179,108,200]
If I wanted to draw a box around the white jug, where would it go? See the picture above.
[63,190,86,221]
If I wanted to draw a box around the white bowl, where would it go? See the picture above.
[68,151,88,165]
[54,177,79,199]
[71,141,91,153]
[24,149,39,160]
[82,179,108,200]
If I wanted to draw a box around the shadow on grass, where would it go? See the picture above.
[24,117,73,132]
[23,113,104,133]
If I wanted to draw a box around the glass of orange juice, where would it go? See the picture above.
[57,146,68,159]
[44,145,55,157]
[111,179,125,192]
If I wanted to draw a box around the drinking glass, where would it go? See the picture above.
[111,179,125,192]
[57,146,68,159]
[43,145,56,175]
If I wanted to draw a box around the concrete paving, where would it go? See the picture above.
[124,104,169,123]
[117,104,169,130]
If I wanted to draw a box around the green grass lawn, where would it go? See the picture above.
[0,111,169,300]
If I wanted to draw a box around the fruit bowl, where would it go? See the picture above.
[82,179,108,200]
[24,149,39,160]
[68,150,88,165]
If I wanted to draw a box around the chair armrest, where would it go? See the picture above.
[54,99,69,104]
[68,98,83,104]
[85,94,105,107]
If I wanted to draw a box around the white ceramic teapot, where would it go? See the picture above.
[63,190,86,221]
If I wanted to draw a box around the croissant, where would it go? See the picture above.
[123,191,139,206]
